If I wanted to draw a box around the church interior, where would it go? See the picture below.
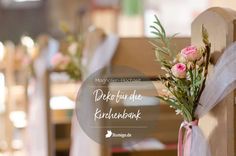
[0,0,236,156]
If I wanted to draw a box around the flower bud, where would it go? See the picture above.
[171,63,187,78]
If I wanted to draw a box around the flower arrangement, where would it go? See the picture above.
[14,36,38,78]
[150,15,211,122]
[51,25,83,80]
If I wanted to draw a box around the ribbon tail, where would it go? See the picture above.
[184,129,192,156]
[178,120,198,156]
[178,123,184,156]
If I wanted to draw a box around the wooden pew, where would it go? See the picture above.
[191,7,236,156]
[98,37,190,156]
[112,37,189,77]
[34,7,236,156]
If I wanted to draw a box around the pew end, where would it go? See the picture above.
[191,7,236,156]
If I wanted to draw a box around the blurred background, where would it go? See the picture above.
[0,0,235,42]
[0,0,235,156]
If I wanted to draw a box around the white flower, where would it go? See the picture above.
[165,73,170,77]
[162,89,168,92]
[68,42,78,55]
[161,67,169,72]
[175,109,182,115]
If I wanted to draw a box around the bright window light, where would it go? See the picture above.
[14,0,40,2]
[12,139,24,150]
[9,111,27,128]
[0,42,5,61]
[50,96,75,110]
[0,73,5,113]
[21,36,35,56]
[1,0,42,8]
[21,36,34,49]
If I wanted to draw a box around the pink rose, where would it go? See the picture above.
[181,45,201,61]
[51,53,63,66]
[171,63,186,78]
[51,52,70,69]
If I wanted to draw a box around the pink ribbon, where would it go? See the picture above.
[178,120,198,156]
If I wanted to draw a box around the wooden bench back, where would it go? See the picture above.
[98,37,190,156]
[191,7,236,156]
[111,38,190,77]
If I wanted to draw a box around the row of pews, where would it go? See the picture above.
[31,7,236,156]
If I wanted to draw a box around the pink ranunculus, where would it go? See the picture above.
[171,63,187,78]
[51,52,64,67]
[51,52,70,68]
[181,45,201,61]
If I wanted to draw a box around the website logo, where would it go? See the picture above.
[105,130,132,139]
[105,130,112,138]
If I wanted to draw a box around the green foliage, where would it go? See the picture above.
[53,24,84,81]
[63,37,83,81]
[150,16,211,122]
[149,15,176,68]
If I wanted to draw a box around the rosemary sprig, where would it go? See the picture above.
[195,25,211,110]
[150,15,211,122]
[150,15,176,67]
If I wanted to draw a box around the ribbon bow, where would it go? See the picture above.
[178,120,198,156]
